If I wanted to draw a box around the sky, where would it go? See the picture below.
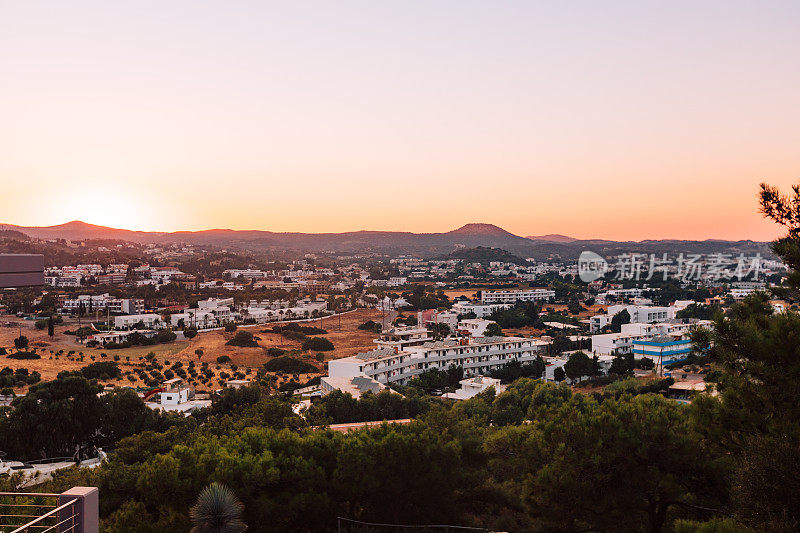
[1,1,798,241]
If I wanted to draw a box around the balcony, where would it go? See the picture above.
[0,487,97,533]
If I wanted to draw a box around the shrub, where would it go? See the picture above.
[263,356,317,373]
[224,322,238,333]
[266,347,286,357]
[268,328,306,341]
[301,337,334,352]
[272,323,328,335]
[13,336,28,350]
[7,351,40,360]
[358,320,382,332]
[81,361,122,380]
[156,330,177,343]
[226,331,258,348]
[217,355,232,364]
[183,327,198,339]
[35,319,47,330]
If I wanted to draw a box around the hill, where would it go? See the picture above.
[526,234,577,243]
[446,246,527,265]
[0,221,774,260]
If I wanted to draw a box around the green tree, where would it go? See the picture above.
[484,322,503,337]
[564,351,593,382]
[13,335,28,350]
[610,309,631,332]
[486,394,721,533]
[690,327,714,359]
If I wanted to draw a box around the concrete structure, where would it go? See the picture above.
[225,379,251,389]
[456,318,495,337]
[374,326,432,351]
[171,300,232,328]
[667,380,708,402]
[62,294,144,315]
[89,329,157,346]
[590,304,676,332]
[451,301,512,318]
[320,375,388,399]
[0,254,44,288]
[632,336,692,367]
[146,378,210,414]
[444,376,503,400]
[480,289,555,304]
[417,309,459,331]
[327,336,551,387]
[114,313,162,330]
[591,320,711,355]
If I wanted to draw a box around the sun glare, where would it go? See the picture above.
[56,189,154,231]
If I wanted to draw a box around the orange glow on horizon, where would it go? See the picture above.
[1,2,798,242]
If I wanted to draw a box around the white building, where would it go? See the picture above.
[114,313,163,330]
[480,289,555,305]
[145,378,210,415]
[171,306,230,329]
[327,336,551,387]
[444,376,503,400]
[451,302,512,318]
[374,326,433,351]
[456,319,495,337]
[88,329,157,346]
[589,304,676,332]
[62,294,144,315]
[223,269,267,279]
[591,320,711,355]
[320,375,388,399]
[418,310,459,331]
[730,287,758,301]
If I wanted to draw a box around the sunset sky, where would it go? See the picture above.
[1,1,798,241]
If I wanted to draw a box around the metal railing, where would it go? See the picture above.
[0,489,93,533]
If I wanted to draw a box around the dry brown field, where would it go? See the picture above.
[0,309,383,393]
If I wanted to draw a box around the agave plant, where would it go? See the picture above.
[190,482,247,533]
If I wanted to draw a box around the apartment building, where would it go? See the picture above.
[374,326,432,351]
[62,294,144,315]
[223,269,268,279]
[590,320,711,355]
[589,304,676,332]
[327,336,551,386]
[631,336,692,367]
[451,302,512,318]
[480,289,555,305]
[456,318,495,337]
[46,275,81,287]
[97,273,127,284]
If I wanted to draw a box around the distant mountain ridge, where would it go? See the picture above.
[0,221,774,260]
[526,234,577,243]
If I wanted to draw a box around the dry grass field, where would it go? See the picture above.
[0,309,384,393]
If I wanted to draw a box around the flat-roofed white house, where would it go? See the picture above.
[114,313,163,330]
[320,375,388,399]
[444,376,503,400]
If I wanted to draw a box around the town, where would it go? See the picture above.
[2,1,797,530]
[0,221,793,531]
